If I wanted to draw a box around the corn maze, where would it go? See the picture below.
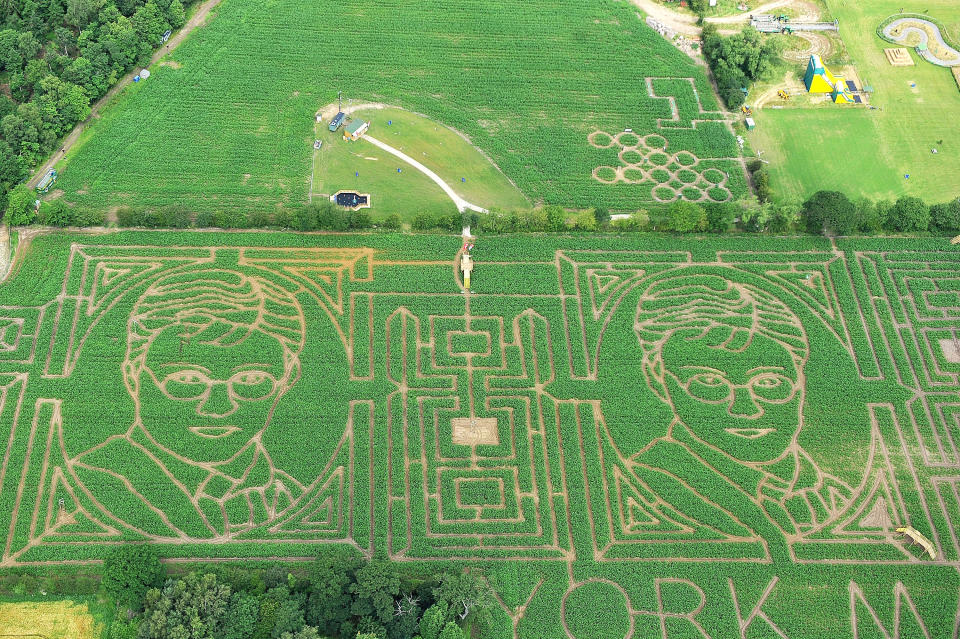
[590,79,739,203]
[1,232,960,637]
[51,0,748,213]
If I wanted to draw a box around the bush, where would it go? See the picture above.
[704,202,737,233]
[162,206,191,228]
[569,209,597,231]
[317,203,350,231]
[73,206,105,226]
[132,208,162,228]
[115,206,136,227]
[611,210,650,231]
[380,213,402,230]
[752,165,771,203]
[668,200,707,233]
[930,199,960,232]
[802,190,856,235]
[349,210,373,229]
[248,209,272,228]
[194,210,214,228]
[888,195,930,232]
[102,545,165,610]
[39,199,72,226]
[273,209,295,229]
[294,206,318,231]
[5,185,36,226]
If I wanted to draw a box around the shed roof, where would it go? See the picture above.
[346,119,368,135]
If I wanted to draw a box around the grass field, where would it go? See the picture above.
[312,107,528,221]
[49,0,747,214]
[747,0,960,203]
[1,230,960,637]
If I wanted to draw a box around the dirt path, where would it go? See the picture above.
[629,0,818,36]
[0,225,9,282]
[363,135,487,213]
[26,0,224,189]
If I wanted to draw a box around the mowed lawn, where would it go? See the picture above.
[748,0,960,203]
[312,108,528,221]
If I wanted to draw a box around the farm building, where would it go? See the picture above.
[804,54,855,104]
[343,119,370,141]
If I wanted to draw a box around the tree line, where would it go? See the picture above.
[0,0,193,213]
[98,547,494,639]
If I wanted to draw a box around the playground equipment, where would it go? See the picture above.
[804,55,859,104]
[896,526,937,559]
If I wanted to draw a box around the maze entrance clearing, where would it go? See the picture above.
[1,233,959,637]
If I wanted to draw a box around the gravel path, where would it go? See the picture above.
[363,135,487,214]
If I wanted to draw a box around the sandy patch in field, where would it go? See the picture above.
[940,338,960,363]
[159,60,183,69]
[0,601,97,639]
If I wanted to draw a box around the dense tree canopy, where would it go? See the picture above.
[1,0,195,217]
[702,24,780,109]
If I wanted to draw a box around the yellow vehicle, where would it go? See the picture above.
[777,90,790,99]
[740,105,753,116]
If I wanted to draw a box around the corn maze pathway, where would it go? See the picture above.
[1,232,959,637]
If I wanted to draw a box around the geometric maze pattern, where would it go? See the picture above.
[386,307,570,560]
[2,239,960,574]
[589,77,740,203]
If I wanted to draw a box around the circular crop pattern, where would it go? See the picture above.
[653,185,677,202]
[648,152,670,167]
[675,151,697,167]
[593,166,618,184]
[615,132,640,147]
[563,581,632,639]
[677,169,698,184]
[708,186,731,201]
[702,168,726,185]
[650,169,671,184]
[643,134,667,150]
[588,131,615,148]
[682,186,703,201]
[619,149,645,165]
[622,168,645,183]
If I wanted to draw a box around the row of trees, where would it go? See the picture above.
[103,547,494,639]
[5,186,960,237]
[801,190,960,235]
[0,0,193,212]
